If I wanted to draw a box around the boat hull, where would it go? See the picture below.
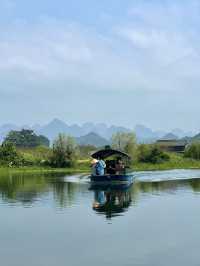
[90,174,134,185]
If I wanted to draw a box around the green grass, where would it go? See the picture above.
[132,153,200,171]
[0,160,90,176]
[0,167,88,176]
[1,153,200,176]
[0,158,91,175]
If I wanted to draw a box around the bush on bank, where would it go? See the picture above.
[0,142,52,167]
[184,143,200,160]
[0,142,22,166]
[136,144,170,164]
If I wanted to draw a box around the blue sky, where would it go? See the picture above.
[1,0,200,131]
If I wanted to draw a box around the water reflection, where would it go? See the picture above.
[2,171,200,266]
[91,184,132,219]
[1,171,200,210]
[0,173,89,207]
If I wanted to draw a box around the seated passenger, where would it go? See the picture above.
[106,160,116,175]
[115,157,125,175]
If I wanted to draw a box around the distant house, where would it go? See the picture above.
[156,139,188,153]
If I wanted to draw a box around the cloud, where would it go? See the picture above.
[1,0,200,129]
[0,18,145,95]
[115,0,200,92]
[1,0,200,96]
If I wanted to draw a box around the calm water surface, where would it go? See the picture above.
[1,169,200,266]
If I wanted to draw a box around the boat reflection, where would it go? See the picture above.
[2,172,200,212]
[90,184,133,219]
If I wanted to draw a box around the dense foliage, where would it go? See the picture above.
[137,144,170,164]
[19,146,52,166]
[0,142,22,166]
[50,134,79,167]
[4,129,50,148]
[1,130,198,170]
[79,145,96,159]
[184,143,200,160]
[111,132,137,160]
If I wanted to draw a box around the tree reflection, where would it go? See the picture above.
[52,178,84,208]
[1,172,200,209]
[0,173,88,208]
[0,174,49,205]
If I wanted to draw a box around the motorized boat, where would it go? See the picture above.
[90,147,134,185]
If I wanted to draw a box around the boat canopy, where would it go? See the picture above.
[91,148,131,160]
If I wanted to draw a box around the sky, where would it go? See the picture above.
[0,0,200,131]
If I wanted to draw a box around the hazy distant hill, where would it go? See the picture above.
[192,133,200,141]
[171,128,194,139]
[180,133,200,144]
[76,132,109,147]
[0,118,196,144]
[36,119,69,140]
[162,133,178,140]
[36,119,131,141]
[134,124,159,142]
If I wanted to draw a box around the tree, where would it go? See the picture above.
[3,129,50,148]
[184,143,200,160]
[37,135,50,147]
[136,144,151,162]
[51,134,79,167]
[137,144,170,164]
[0,142,22,166]
[79,145,97,159]
[111,132,137,159]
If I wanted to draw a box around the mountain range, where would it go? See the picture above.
[0,118,196,146]
[76,132,109,147]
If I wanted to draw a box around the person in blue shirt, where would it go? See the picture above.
[96,157,106,175]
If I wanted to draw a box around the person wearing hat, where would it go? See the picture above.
[96,156,106,175]
[91,158,98,176]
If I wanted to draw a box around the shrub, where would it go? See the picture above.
[137,144,170,164]
[18,146,53,166]
[21,152,38,166]
[184,143,200,160]
[50,134,79,168]
[0,142,23,166]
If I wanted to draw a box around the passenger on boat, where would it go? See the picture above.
[96,157,106,175]
[91,159,98,176]
[115,157,125,175]
[106,160,116,175]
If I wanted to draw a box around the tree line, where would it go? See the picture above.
[0,129,170,168]
[1,128,200,168]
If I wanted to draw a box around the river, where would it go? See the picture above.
[1,169,200,266]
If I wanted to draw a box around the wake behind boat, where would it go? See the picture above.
[89,147,134,185]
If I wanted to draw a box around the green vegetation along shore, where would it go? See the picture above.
[1,129,200,175]
[1,154,200,176]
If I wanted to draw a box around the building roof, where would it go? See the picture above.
[156,139,188,147]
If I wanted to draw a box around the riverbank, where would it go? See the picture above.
[0,167,89,175]
[0,159,90,176]
[133,161,200,171]
[1,157,200,175]
[133,154,200,171]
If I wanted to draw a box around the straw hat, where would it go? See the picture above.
[91,159,98,164]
